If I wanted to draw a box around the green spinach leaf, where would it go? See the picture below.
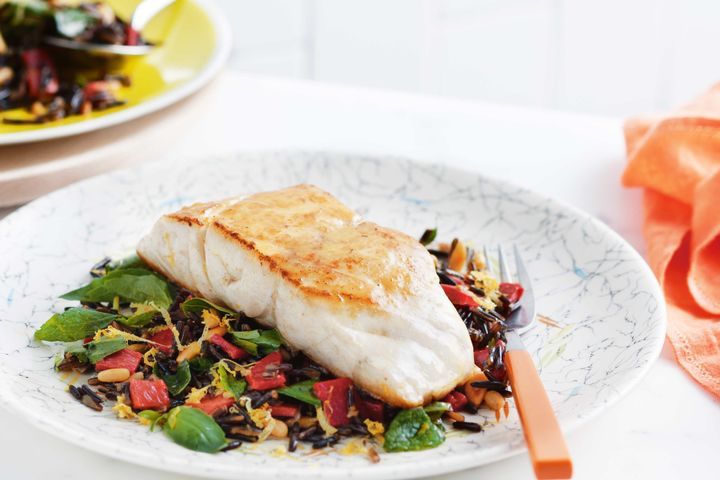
[384,408,445,452]
[216,364,246,400]
[62,340,89,363]
[107,254,147,271]
[181,298,235,316]
[189,357,214,375]
[154,360,191,396]
[229,328,283,356]
[116,308,157,328]
[278,380,320,407]
[138,410,164,431]
[34,308,117,342]
[61,268,173,308]
[423,401,451,422]
[85,337,128,364]
[419,228,438,246]
[163,406,226,453]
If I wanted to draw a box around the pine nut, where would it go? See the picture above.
[271,419,288,438]
[177,341,201,362]
[483,390,505,411]
[445,411,465,422]
[127,343,148,352]
[449,239,467,272]
[97,368,130,383]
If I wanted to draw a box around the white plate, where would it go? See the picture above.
[0,152,665,479]
[0,0,231,146]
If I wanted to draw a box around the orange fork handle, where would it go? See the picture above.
[506,349,573,479]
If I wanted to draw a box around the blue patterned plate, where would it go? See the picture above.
[0,152,665,479]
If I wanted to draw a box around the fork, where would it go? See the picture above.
[486,245,573,479]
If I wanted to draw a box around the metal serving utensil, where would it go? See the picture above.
[486,245,573,479]
[44,0,176,57]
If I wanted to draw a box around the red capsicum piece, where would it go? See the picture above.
[125,25,139,46]
[355,395,384,422]
[95,348,142,372]
[441,284,479,307]
[313,377,353,427]
[247,351,286,391]
[129,379,170,411]
[499,282,524,304]
[188,395,235,416]
[148,328,175,355]
[270,404,299,418]
[443,391,468,412]
[209,334,247,360]
[21,49,58,99]
[474,348,490,367]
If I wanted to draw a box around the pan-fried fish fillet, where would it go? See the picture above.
[137,184,475,407]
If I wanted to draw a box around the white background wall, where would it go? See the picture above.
[213,0,719,117]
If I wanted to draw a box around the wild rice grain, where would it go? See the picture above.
[81,395,103,412]
[80,385,102,404]
[68,385,82,401]
[221,440,242,452]
[452,421,483,432]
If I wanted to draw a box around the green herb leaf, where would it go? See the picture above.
[116,308,157,328]
[189,357,214,375]
[216,364,246,400]
[138,410,164,431]
[62,340,89,363]
[61,268,174,308]
[107,254,147,271]
[181,298,235,316]
[54,8,95,38]
[229,328,283,356]
[423,401,451,422]
[163,406,226,453]
[34,308,117,342]
[154,360,191,396]
[384,408,445,452]
[278,380,320,407]
[85,337,128,364]
[419,228,438,246]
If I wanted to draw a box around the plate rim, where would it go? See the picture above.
[0,0,232,147]
[0,150,667,479]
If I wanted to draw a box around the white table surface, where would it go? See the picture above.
[0,72,718,479]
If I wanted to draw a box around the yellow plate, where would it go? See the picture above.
[0,0,231,145]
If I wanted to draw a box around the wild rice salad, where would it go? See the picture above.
[0,0,147,124]
[35,229,520,459]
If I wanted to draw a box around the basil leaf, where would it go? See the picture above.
[253,329,283,354]
[384,408,445,452]
[61,268,173,308]
[189,357,214,375]
[85,337,128,364]
[216,364,246,400]
[138,410,163,431]
[154,360,191,396]
[181,298,235,316]
[34,308,117,342]
[63,340,89,363]
[107,254,147,271]
[229,328,283,356]
[419,228,437,246]
[278,380,320,407]
[117,309,156,328]
[423,401,451,422]
[163,406,226,453]
[54,8,94,38]
[228,331,259,356]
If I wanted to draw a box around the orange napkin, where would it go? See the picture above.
[622,84,720,398]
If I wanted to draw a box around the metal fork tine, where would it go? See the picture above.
[513,244,536,320]
[497,245,511,283]
[483,245,494,276]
